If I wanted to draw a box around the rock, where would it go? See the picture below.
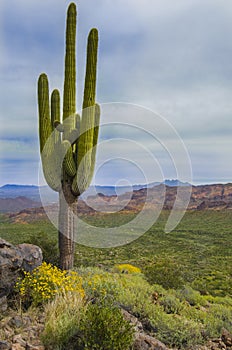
[134,332,169,350]
[9,316,24,328]
[0,340,11,350]
[121,308,143,332]
[0,238,42,298]
[11,344,25,350]
[221,328,232,347]
[12,334,26,347]
[17,244,42,273]
[0,239,23,297]
[0,296,8,312]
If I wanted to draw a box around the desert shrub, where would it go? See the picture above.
[205,304,232,335]
[42,295,134,350]
[144,256,185,289]
[74,267,232,349]
[78,267,122,303]
[204,294,232,306]
[41,292,86,350]
[78,303,134,350]
[114,263,141,274]
[150,310,203,348]
[177,286,208,306]
[115,274,155,317]
[192,271,232,297]
[179,294,232,340]
[159,294,184,314]
[16,262,85,306]
[25,231,58,265]
[78,267,155,318]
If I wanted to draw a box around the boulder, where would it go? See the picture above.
[0,238,42,298]
[133,333,169,350]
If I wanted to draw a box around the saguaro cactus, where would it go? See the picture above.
[38,2,100,270]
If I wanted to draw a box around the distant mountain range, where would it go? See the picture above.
[1,181,232,214]
[83,179,190,198]
[0,184,58,202]
[4,183,232,222]
[0,180,190,201]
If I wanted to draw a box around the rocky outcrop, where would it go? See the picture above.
[0,239,42,299]
[121,308,170,350]
[221,328,232,347]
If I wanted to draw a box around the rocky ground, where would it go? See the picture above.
[0,306,232,350]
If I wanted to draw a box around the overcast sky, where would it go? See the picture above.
[1,0,232,186]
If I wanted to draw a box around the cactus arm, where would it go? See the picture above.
[72,29,98,195]
[89,103,100,180]
[51,89,61,145]
[63,2,76,123]
[38,75,62,192]
[82,28,98,110]
[38,73,52,153]
[51,89,60,128]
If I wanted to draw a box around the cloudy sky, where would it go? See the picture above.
[1,0,232,186]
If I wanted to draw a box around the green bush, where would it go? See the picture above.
[191,271,232,297]
[159,294,183,314]
[144,256,185,289]
[78,304,134,350]
[177,286,208,306]
[150,310,204,348]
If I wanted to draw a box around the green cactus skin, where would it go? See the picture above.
[72,29,99,195]
[63,2,76,122]
[37,2,100,270]
[38,74,52,153]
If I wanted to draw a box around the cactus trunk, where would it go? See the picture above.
[38,2,100,270]
[58,185,76,270]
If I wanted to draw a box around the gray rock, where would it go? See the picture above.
[0,296,8,312]
[121,308,143,332]
[0,340,11,350]
[0,238,42,298]
[17,244,43,273]
[9,316,24,328]
[133,333,169,350]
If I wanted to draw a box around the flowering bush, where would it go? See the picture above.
[114,263,141,274]
[81,270,121,302]
[16,262,85,306]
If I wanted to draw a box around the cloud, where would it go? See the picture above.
[0,0,232,185]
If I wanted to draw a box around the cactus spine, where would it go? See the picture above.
[38,2,100,270]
